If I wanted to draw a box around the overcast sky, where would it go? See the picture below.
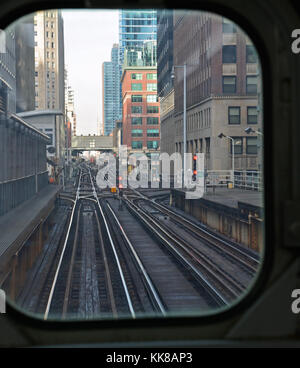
[63,10,119,135]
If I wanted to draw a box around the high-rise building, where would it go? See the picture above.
[34,10,65,112]
[157,10,174,157]
[0,27,16,115]
[14,14,35,113]
[102,43,122,136]
[119,9,157,66]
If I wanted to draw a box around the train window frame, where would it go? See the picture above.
[1,2,273,340]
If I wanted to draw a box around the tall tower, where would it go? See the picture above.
[102,43,122,136]
[34,10,65,112]
[118,9,157,66]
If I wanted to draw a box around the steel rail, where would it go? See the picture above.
[132,190,259,271]
[88,170,136,319]
[44,170,82,320]
[124,198,228,306]
[105,202,167,316]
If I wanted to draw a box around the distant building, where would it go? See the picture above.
[0,27,16,115]
[14,14,35,113]
[157,10,174,158]
[119,9,157,66]
[34,10,65,112]
[102,44,122,136]
[18,110,65,170]
[121,66,160,154]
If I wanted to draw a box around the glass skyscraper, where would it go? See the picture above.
[119,9,157,66]
[102,44,122,136]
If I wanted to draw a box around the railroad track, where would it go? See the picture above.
[130,189,260,275]
[43,167,166,319]
[123,197,234,306]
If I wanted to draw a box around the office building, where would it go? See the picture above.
[102,43,122,136]
[34,10,65,112]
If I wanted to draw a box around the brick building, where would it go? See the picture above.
[121,67,160,154]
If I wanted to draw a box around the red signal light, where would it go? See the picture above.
[193,170,197,175]
[193,155,197,160]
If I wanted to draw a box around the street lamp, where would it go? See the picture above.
[171,63,187,186]
[218,132,235,188]
[245,127,263,135]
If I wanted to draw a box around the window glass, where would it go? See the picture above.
[146,94,157,102]
[132,129,143,137]
[147,117,159,124]
[147,83,157,91]
[2,9,263,322]
[247,106,258,124]
[131,95,143,102]
[246,136,258,154]
[223,76,236,93]
[131,117,142,125]
[246,76,257,94]
[246,45,258,63]
[131,83,142,91]
[147,106,159,114]
[131,106,142,114]
[228,107,240,124]
[222,45,236,63]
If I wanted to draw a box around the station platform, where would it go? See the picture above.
[0,185,61,270]
[172,187,263,210]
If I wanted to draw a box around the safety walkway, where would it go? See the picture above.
[0,185,61,264]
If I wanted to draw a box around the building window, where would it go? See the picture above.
[146,94,157,102]
[132,141,143,149]
[131,106,142,114]
[131,83,143,91]
[147,129,159,137]
[47,133,53,145]
[35,71,38,77]
[222,76,236,93]
[231,137,243,154]
[147,73,157,80]
[51,42,55,48]
[205,138,210,154]
[131,117,142,125]
[222,18,236,33]
[246,137,258,154]
[247,106,258,124]
[147,83,157,92]
[147,140,159,149]
[246,76,257,94]
[131,95,142,102]
[131,73,142,80]
[228,107,240,124]
[222,45,236,63]
[131,129,143,137]
[246,45,258,63]
[147,117,159,125]
[147,106,159,114]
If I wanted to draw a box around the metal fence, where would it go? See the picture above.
[206,170,263,191]
[0,171,48,217]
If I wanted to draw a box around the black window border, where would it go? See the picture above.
[2,1,273,340]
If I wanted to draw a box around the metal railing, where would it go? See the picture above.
[0,171,49,217]
[206,170,263,191]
